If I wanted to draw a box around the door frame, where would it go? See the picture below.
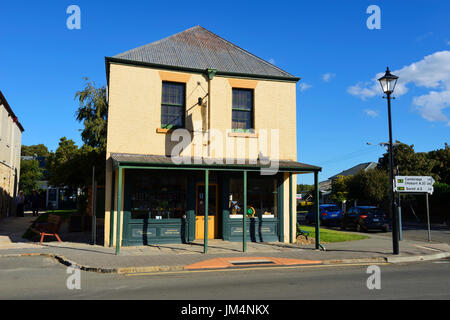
[195,183,219,239]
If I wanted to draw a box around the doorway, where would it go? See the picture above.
[195,184,219,239]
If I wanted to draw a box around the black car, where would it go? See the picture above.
[341,206,389,232]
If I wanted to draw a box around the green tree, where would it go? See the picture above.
[19,160,43,195]
[75,78,108,149]
[348,169,389,205]
[21,144,49,157]
[46,137,80,188]
[428,143,450,184]
[297,184,314,193]
[330,175,352,203]
[378,141,437,178]
[46,138,105,189]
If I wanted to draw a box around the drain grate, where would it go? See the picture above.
[229,259,275,266]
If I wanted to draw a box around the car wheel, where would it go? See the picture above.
[356,223,362,232]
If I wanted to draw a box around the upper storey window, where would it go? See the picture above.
[232,88,254,131]
[161,82,185,129]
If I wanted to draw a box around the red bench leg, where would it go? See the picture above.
[40,233,45,244]
[55,234,62,243]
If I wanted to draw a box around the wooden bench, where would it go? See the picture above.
[31,214,63,244]
[296,223,310,240]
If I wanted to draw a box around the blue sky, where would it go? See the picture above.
[1,0,449,184]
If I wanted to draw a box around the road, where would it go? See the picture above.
[0,255,449,300]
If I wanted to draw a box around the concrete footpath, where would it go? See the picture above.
[0,235,449,274]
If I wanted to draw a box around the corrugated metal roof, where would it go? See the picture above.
[329,162,377,180]
[110,153,321,172]
[112,26,298,81]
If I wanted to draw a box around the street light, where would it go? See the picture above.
[378,67,400,255]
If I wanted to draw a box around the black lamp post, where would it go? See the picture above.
[378,67,399,255]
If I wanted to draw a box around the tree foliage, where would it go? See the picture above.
[378,141,437,178]
[297,184,314,192]
[330,175,352,203]
[75,78,108,149]
[21,144,49,157]
[347,169,389,205]
[19,160,43,195]
[46,137,105,189]
[428,143,450,184]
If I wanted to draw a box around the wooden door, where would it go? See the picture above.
[195,184,218,239]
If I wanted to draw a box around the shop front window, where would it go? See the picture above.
[127,171,187,220]
[229,177,278,219]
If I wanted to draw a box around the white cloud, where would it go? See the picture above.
[348,50,450,125]
[299,82,312,92]
[269,58,276,65]
[364,109,379,118]
[322,73,336,82]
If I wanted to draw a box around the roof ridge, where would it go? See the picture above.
[115,26,201,58]
[112,26,298,80]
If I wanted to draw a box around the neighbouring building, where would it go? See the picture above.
[0,90,24,218]
[104,26,321,248]
[319,162,378,204]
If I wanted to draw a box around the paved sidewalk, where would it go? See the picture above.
[1,215,449,273]
[0,235,449,274]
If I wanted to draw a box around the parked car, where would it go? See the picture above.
[341,206,389,232]
[305,204,342,225]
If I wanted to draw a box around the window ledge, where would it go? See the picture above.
[156,128,174,134]
[228,132,258,138]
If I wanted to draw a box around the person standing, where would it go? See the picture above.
[31,189,40,216]
[15,191,25,217]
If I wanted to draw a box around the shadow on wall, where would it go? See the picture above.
[165,76,208,158]
[0,186,14,218]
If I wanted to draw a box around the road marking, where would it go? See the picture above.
[415,245,443,252]
[124,262,390,277]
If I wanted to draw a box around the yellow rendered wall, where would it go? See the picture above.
[104,62,298,246]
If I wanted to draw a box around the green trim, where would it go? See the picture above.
[314,171,320,249]
[207,68,217,80]
[204,170,209,254]
[289,174,293,244]
[278,178,284,242]
[115,167,123,255]
[243,170,247,252]
[109,168,115,247]
[105,57,301,83]
[160,124,184,130]
[116,163,321,173]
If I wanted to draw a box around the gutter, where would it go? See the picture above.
[105,57,301,83]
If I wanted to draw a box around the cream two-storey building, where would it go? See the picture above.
[104,26,320,250]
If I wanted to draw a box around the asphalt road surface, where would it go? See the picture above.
[0,255,449,300]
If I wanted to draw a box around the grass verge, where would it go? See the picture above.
[298,225,370,243]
